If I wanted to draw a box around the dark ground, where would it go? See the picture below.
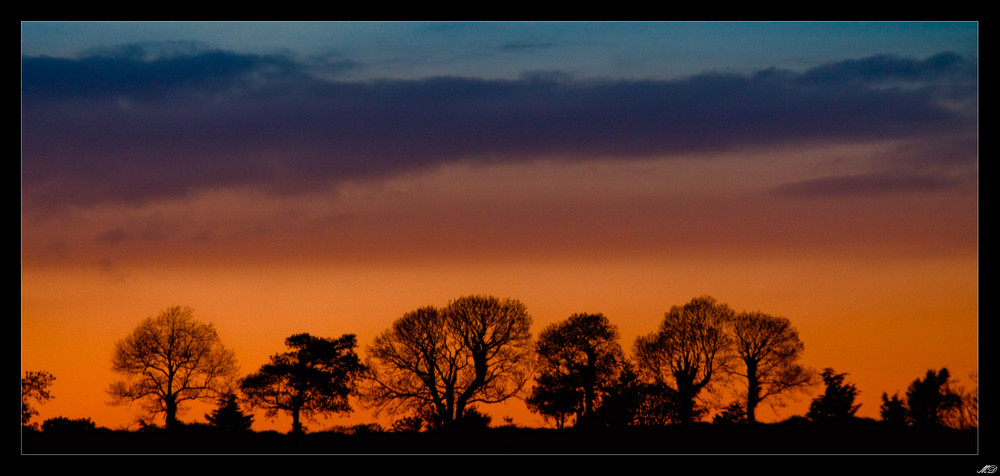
[21,419,978,455]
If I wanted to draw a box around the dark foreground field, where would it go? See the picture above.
[22,420,978,455]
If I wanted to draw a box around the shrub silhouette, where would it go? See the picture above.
[807,368,861,421]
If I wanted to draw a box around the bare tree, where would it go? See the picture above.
[730,311,816,423]
[529,313,623,426]
[633,295,734,423]
[947,371,978,430]
[108,306,238,430]
[362,295,533,428]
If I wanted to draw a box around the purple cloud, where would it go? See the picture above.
[21,47,977,210]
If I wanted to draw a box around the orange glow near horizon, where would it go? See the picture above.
[21,248,977,432]
[21,151,978,433]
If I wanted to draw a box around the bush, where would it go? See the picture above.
[41,416,97,433]
[391,416,424,433]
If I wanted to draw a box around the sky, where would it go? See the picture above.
[21,21,978,434]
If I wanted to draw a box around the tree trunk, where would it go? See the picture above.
[746,386,761,424]
[453,357,486,425]
[583,350,597,417]
[676,377,696,424]
[291,401,303,435]
[164,395,179,431]
[746,361,761,424]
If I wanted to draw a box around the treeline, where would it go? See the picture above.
[22,295,978,447]
[20,418,977,455]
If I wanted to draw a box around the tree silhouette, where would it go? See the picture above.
[713,401,748,424]
[362,295,533,428]
[730,311,816,423]
[905,367,963,427]
[596,361,681,427]
[241,333,365,435]
[880,392,908,426]
[633,296,735,423]
[108,306,238,430]
[807,368,861,422]
[594,361,640,427]
[525,371,582,429]
[22,370,55,428]
[947,371,978,430]
[205,393,254,431]
[529,313,624,426]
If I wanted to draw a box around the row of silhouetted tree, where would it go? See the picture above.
[21,295,978,435]
[525,297,817,428]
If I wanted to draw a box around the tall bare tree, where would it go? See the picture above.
[108,306,238,430]
[730,311,816,423]
[633,295,734,423]
[362,295,533,428]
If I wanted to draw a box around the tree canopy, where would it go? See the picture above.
[633,295,735,423]
[108,306,238,430]
[241,333,365,435]
[528,312,623,427]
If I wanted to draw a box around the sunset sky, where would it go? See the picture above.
[21,21,978,433]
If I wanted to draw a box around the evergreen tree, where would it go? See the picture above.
[879,392,908,426]
[905,368,962,427]
[242,333,365,435]
[807,368,861,421]
[206,393,254,431]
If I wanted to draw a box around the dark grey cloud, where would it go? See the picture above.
[21,47,977,210]
[21,47,301,100]
[499,41,558,52]
[796,51,975,85]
